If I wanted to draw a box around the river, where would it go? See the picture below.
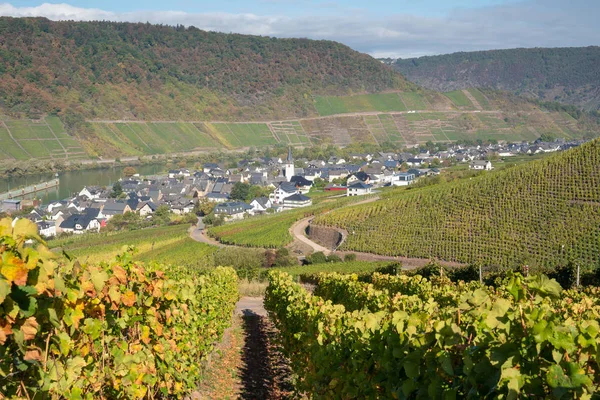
[0,164,166,204]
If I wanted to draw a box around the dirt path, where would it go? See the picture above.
[287,195,380,256]
[289,217,331,255]
[195,297,293,399]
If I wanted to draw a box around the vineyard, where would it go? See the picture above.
[313,140,600,268]
[207,195,374,248]
[265,271,600,398]
[0,218,238,398]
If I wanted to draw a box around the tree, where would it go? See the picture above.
[247,185,271,202]
[230,182,250,201]
[194,197,214,216]
[155,205,170,218]
[123,166,137,177]
[110,181,123,198]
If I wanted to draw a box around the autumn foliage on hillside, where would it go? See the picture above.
[0,17,412,122]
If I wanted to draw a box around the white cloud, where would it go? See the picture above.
[0,1,597,58]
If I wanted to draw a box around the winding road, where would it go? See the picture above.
[188,198,465,269]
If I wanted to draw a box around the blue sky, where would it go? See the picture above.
[1,1,598,58]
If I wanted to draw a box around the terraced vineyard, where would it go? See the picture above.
[0,116,86,161]
[1,88,598,161]
[313,140,600,268]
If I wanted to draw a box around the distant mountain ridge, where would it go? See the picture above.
[387,47,600,111]
[0,17,412,122]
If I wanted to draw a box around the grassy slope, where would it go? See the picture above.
[313,140,600,268]
[1,89,599,161]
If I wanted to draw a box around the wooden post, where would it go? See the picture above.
[576,264,580,288]
[479,265,483,284]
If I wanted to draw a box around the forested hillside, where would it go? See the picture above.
[0,17,411,122]
[314,139,600,268]
[389,47,600,111]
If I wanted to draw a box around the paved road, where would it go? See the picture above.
[188,218,226,247]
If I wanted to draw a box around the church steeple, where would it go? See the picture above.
[284,147,295,181]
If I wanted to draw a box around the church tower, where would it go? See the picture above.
[284,147,295,181]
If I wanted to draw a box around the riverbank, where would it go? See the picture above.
[0,147,256,179]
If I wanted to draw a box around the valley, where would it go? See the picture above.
[1,12,599,400]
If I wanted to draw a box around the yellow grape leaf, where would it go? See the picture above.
[0,254,29,285]
[24,347,42,362]
[0,320,13,345]
[122,291,136,307]
[90,267,109,294]
[0,278,9,304]
[0,217,12,236]
[141,325,151,344]
[21,317,39,341]
[109,285,121,303]
[13,218,42,243]
[112,265,128,284]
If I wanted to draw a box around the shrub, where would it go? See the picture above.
[343,253,357,262]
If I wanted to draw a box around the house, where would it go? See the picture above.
[303,168,322,181]
[290,176,313,193]
[168,169,190,178]
[282,193,312,210]
[326,168,349,182]
[406,158,425,167]
[203,163,219,173]
[347,171,371,185]
[206,193,230,202]
[137,201,157,217]
[250,197,272,213]
[1,199,21,212]
[79,186,104,200]
[270,182,298,204]
[36,221,56,237]
[214,201,252,220]
[392,172,416,186]
[101,201,132,219]
[59,208,101,234]
[347,182,373,196]
[470,160,493,171]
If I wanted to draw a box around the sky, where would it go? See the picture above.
[0,0,598,58]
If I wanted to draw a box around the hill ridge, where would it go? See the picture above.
[389,46,600,111]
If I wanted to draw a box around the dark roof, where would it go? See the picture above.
[285,193,311,202]
[215,201,252,214]
[252,197,270,208]
[60,208,99,230]
[277,182,298,193]
[290,176,312,187]
[206,193,229,200]
[103,202,129,215]
[352,171,370,182]
[348,182,372,189]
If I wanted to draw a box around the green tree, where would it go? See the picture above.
[230,182,250,201]
[110,181,123,198]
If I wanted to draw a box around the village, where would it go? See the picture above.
[0,137,586,238]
